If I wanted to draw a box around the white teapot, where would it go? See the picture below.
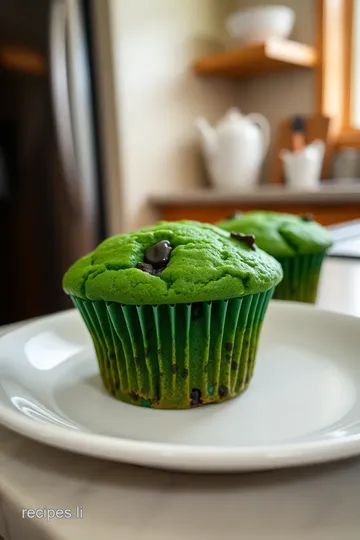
[196,108,270,189]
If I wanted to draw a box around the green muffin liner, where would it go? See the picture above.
[71,288,274,409]
[273,252,326,303]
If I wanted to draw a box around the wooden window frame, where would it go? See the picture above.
[317,0,360,147]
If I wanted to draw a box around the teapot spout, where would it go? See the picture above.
[195,117,217,158]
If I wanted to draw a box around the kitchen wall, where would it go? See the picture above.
[106,0,238,231]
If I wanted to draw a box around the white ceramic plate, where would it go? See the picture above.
[0,302,360,472]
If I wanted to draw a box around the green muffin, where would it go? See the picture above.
[63,220,282,409]
[218,211,332,303]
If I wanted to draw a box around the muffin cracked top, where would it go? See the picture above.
[63,220,283,304]
[218,211,333,258]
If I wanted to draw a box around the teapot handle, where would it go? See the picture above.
[247,113,271,161]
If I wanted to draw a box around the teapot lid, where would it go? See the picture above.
[217,108,246,131]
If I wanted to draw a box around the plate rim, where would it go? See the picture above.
[1,302,360,472]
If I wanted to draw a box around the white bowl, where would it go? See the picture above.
[226,5,295,45]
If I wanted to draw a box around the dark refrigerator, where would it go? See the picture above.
[0,0,107,325]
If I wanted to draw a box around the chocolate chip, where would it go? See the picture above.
[225,342,233,352]
[226,353,232,363]
[129,392,139,401]
[226,211,241,220]
[231,361,238,371]
[182,368,189,379]
[136,262,155,274]
[171,364,177,374]
[191,302,204,320]
[300,213,313,222]
[153,267,166,276]
[136,262,165,276]
[144,240,173,269]
[230,232,256,250]
[190,389,201,401]
[219,385,229,397]
[190,388,202,407]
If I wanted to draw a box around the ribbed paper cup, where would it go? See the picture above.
[273,252,326,303]
[72,288,274,409]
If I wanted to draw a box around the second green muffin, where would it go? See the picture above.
[218,211,332,303]
[63,220,282,409]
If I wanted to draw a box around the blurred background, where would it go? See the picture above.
[1,0,359,324]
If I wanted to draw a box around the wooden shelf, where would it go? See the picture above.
[192,38,318,79]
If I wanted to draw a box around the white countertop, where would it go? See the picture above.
[150,184,360,206]
[1,258,360,540]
